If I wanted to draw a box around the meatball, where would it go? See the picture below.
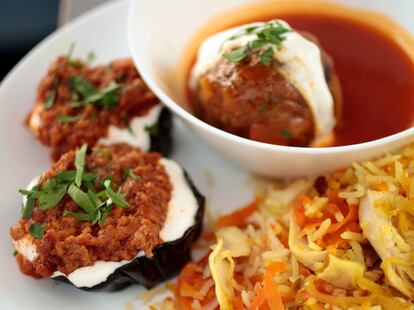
[190,24,342,147]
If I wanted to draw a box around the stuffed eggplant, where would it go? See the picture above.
[26,54,172,161]
[10,144,204,291]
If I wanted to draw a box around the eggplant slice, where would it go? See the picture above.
[149,107,173,157]
[54,170,204,291]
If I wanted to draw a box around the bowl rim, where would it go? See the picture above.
[127,0,414,156]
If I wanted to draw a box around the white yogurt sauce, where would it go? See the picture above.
[190,20,335,144]
[51,252,144,288]
[30,102,162,152]
[29,104,43,132]
[98,104,162,151]
[159,158,197,241]
[14,159,198,288]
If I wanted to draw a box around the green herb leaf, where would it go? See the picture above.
[144,123,158,136]
[67,42,76,59]
[22,197,35,219]
[221,20,290,64]
[104,180,128,208]
[56,170,96,183]
[85,51,96,65]
[98,174,113,189]
[63,210,93,221]
[85,81,120,109]
[44,76,59,110]
[57,114,81,123]
[92,209,102,225]
[250,39,267,49]
[19,187,41,199]
[20,185,40,219]
[67,183,96,216]
[67,43,83,68]
[38,180,68,210]
[69,76,97,98]
[245,25,259,33]
[280,128,293,138]
[13,250,18,257]
[75,144,87,187]
[223,45,249,62]
[126,122,134,136]
[44,90,56,110]
[99,204,113,226]
[87,190,103,209]
[123,168,143,182]
[83,180,96,193]
[69,101,84,109]
[259,47,274,65]
[29,222,46,239]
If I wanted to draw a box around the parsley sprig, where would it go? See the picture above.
[53,44,121,123]
[222,20,291,65]
[68,76,121,110]
[144,123,158,136]
[19,145,130,239]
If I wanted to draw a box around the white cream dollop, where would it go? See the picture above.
[30,102,162,152]
[190,20,335,145]
[159,158,197,241]
[98,104,162,151]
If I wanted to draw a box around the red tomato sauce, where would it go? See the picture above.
[278,13,414,146]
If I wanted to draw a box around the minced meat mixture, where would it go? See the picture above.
[27,56,159,160]
[10,144,172,278]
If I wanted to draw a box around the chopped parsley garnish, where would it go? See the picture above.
[67,42,76,61]
[223,45,249,62]
[85,81,120,109]
[144,123,158,136]
[44,90,56,110]
[20,185,39,219]
[85,51,96,65]
[259,47,274,66]
[19,145,129,228]
[44,76,59,110]
[124,118,134,136]
[75,144,87,187]
[68,76,120,109]
[280,128,293,138]
[222,20,290,65]
[13,250,18,256]
[67,43,95,68]
[123,168,143,182]
[37,179,68,210]
[29,222,46,239]
[104,180,128,207]
[69,76,96,98]
[57,114,81,123]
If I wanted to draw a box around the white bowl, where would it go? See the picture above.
[128,0,414,178]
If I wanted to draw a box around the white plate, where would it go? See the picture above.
[0,1,254,309]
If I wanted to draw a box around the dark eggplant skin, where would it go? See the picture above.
[149,107,173,157]
[54,170,205,291]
